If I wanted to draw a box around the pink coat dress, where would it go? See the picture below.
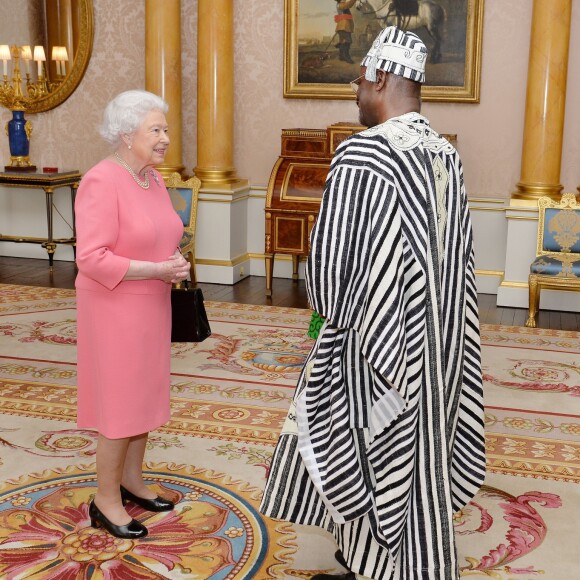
[75,159,183,439]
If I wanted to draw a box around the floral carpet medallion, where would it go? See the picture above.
[0,463,294,580]
[196,328,312,380]
[483,358,580,397]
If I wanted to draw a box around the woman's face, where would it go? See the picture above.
[129,109,170,171]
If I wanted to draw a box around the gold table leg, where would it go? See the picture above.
[292,254,299,282]
[43,186,55,269]
[265,253,274,297]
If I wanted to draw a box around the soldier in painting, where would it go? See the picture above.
[334,0,357,64]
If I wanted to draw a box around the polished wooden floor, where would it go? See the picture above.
[1,256,578,331]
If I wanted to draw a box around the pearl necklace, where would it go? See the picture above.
[114,152,150,189]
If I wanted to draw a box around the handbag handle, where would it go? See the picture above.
[173,280,192,290]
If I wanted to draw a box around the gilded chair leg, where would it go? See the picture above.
[525,275,539,328]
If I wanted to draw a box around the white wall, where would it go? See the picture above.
[0,185,75,261]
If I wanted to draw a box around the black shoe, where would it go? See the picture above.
[120,485,175,512]
[311,574,356,580]
[89,500,148,539]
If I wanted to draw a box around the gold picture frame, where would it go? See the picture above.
[284,0,484,103]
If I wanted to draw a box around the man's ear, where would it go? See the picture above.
[375,70,388,90]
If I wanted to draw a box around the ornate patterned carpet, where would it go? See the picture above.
[0,284,578,579]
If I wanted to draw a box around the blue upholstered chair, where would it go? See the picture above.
[525,193,580,328]
[164,173,201,284]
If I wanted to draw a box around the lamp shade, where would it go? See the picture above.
[33,45,46,61]
[51,46,69,62]
[0,45,11,61]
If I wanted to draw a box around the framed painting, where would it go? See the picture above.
[284,0,484,102]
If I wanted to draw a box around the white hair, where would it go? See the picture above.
[99,90,169,145]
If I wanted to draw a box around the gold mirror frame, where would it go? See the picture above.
[24,0,93,114]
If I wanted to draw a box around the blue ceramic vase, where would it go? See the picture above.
[7,110,31,159]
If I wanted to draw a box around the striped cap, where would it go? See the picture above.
[361,26,427,84]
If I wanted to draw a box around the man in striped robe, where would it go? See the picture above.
[260,27,486,580]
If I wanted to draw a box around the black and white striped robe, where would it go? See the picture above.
[260,113,485,579]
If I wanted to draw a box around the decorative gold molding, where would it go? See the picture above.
[506,207,540,213]
[266,157,284,207]
[471,207,507,213]
[475,269,504,278]
[196,254,249,267]
[274,216,305,253]
[199,187,250,197]
[281,128,327,138]
[199,190,250,203]
[196,196,250,204]
[469,198,505,204]
[248,252,307,262]
[197,199,230,204]
[499,280,529,289]
[505,216,538,221]
[259,208,317,216]
[512,183,564,202]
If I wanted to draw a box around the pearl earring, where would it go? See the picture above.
[128,144,132,150]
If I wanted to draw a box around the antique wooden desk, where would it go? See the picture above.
[0,170,81,269]
[264,123,363,296]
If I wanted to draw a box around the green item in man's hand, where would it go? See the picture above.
[307,311,325,339]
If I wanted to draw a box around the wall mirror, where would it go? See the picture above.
[0,0,93,113]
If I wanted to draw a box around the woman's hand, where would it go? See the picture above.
[124,251,190,282]
[158,252,190,283]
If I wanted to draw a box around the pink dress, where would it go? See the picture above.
[75,160,183,438]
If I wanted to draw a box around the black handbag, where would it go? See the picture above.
[170,282,211,342]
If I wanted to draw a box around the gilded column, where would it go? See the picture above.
[512,0,571,202]
[145,0,184,177]
[195,0,246,187]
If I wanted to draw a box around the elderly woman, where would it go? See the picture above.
[75,90,190,539]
